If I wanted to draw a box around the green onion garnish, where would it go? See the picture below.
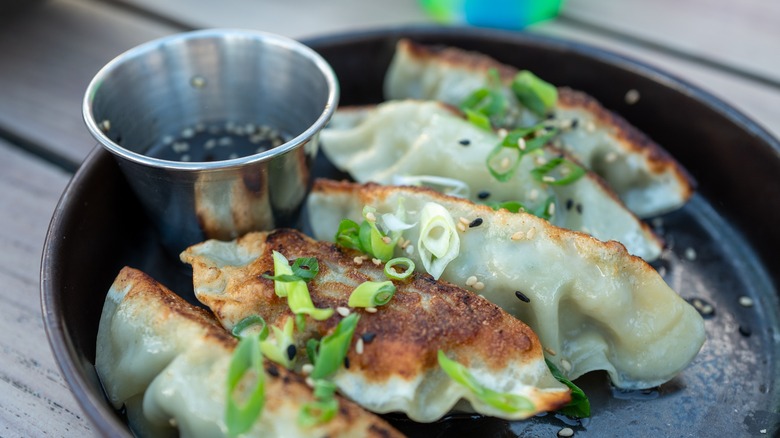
[226,335,266,436]
[335,219,362,251]
[460,68,508,130]
[231,315,269,340]
[485,125,559,182]
[546,359,591,418]
[298,379,339,427]
[438,350,535,414]
[348,281,396,308]
[263,251,332,321]
[531,157,585,186]
[259,317,296,369]
[310,313,360,380]
[306,338,320,365]
[384,257,415,281]
[486,200,527,213]
[418,202,460,280]
[333,208,398,262]
[510,70,558,117]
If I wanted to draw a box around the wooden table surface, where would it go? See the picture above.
[1,0,778,435]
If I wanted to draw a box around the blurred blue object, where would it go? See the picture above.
[419,0,563,29]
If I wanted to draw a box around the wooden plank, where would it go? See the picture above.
[0,0,181,166]
[530,21,780,139]
[0,140,94,437]
[112,0,430,39]
[561,0,780,85]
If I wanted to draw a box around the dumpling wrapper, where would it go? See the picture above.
[180,229,571,422]
[321,99,663,261]
[95,266,402,438]
[384,39,695,218]
[307,179,706,390]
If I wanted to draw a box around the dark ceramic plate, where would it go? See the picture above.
[42,27,780,437]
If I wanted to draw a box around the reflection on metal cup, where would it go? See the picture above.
[83,29,339,254]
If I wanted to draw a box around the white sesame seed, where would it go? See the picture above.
[181,127,195,139]
[559,119,573,129]
[585,121,596,132]
[701,304,714,315]
[558,427,574,437]
[547,202,556,216]
[405,245,415,255]
[228,153,239,159]
[180,154,191,162]
[356,338,364,354]
[684,247,697,261]
[204,139,217,149]
[517,137,526,150]
[336,306,351,317]
[365,212,377,222]
[372,258,382,266]
[739,296,754,307]
[760,429,767,434]
[457,223,467,232]
[382,236,392,244]
[561,359,572,372]
[353,256,363,265]
[172,141,189,153]
[305,377,315,388]
[459,217,470,225]
[245,123,256,133]
[500,157,511,170]
[542,175,556,183]
[605,152,618,163]
[234,126,246,136]
[365,307,378,313]
[625,89,640,105]
[473,281,485,290]
[272,138,283,147]
[497,129,508,139]
[529,189,539,200]
[225,121,236,132]
[190,76,206,89]
[162,135,174,145]
[511,231,525,241]
[99,119,111,132]
[302,364,314,375]
[218,136,233,147]
[534,156,547,166]
[466,276,478,286]
[526,228,536,239]
[545,347,557,356]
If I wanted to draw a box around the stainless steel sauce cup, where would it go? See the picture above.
[83,29,339,255]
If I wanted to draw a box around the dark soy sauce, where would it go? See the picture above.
[144,121,289,162]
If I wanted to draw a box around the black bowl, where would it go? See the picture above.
[42,26,780,436]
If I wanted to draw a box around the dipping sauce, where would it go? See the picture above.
[144,121,289,162]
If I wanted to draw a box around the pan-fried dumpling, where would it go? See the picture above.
[96,266,402,438]
[307,179,706,390]
[384,39,695,218]
[321,99,662,261]
[180,229,571,422]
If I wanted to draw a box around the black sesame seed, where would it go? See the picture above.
[469,218,483,228]
[565,199,574,210]
[459,138,471,146]
[266,364,280,377]
[576,203,583,214]
[286,344,297,361]
[514,291,531,303]
[571,119,579,128]
[545,112,556,120]
[361,332,376,343]
[344,356,351,369]
[477,191,491,200]
[739,325,752,337]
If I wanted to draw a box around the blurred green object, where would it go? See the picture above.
[419,0,563,29]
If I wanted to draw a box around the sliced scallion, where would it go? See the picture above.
[259,317,296,369]
[510,70,558,117]
[547,359,590,418]
[334,219,362,251]
[263,251,332,321]
[231,315,269,340]
[384,257,415,281]
[464,108,492,131]
[348,281,396,308]
[310,313,360,380]
[531,157,585,186]
[418,202,460,280]
[226,335,265,436]
[298,380,339,428]
[438,350,535,414]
